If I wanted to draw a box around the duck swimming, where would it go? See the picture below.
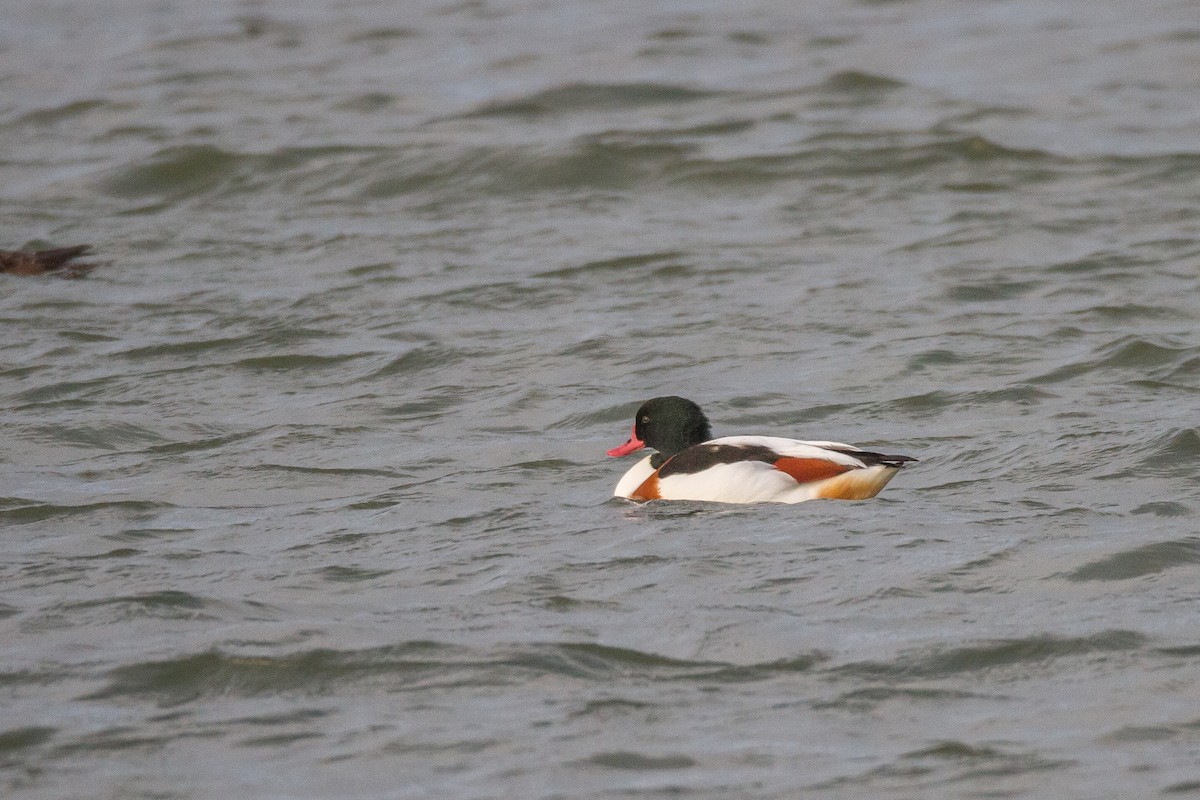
[0,245,99,278]
[608,396,915,504]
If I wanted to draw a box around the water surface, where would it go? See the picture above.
[3,1,1200,797]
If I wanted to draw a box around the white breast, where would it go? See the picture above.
[613,455,656,498]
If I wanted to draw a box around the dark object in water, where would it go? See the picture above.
[0,245,99,278]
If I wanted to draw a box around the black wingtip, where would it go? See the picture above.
[849,451,918,468]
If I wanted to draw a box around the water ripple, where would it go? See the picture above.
[835,631,1146,680]
[1068,537,1200,581]
[460,82,717,118]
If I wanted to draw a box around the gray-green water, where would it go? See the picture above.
[4,1,1200,797]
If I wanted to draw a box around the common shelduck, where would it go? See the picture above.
[0,245,98,278]
[608,396,916,504]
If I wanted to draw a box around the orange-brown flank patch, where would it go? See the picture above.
[772,458,853,485]
[631,472,662,500]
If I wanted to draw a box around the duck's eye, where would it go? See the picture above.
[641,415,650,423]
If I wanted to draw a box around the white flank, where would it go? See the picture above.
[656,462,901,504]
[612,436,904,504]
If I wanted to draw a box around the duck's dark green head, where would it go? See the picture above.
[607,396,713,463]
